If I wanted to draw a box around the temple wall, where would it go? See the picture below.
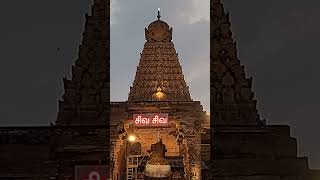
[208,125,320,179]
[0,126,109,179]
[0,127,54,178]
[134,128,180,156]
[212,125,298,158]
[110,101,208,179]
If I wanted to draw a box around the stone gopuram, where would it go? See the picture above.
[1,0,320,179]
[210,0,320,179]
[110,11,209,180]
[0,0,110,179]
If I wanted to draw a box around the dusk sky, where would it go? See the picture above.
[0,0,319,169]
[110,0,210,112]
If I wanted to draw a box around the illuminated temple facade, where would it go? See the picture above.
[110,11,210,179]
[1,0,320,179]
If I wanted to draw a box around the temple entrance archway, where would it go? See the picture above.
[111,117,192,180]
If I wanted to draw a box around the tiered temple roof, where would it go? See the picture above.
[210,1,320,179]
[128,11,191,102]
[212,0,263,125]
[56,0,109,125]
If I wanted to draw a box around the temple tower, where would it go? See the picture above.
[211,0,263,126]
[128,10,191,102]
[53,0,110,178]
[56,0,109,125]
[210,1,319,179]
[111,11,206,180]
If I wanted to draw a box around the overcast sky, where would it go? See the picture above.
[0,0,319,169]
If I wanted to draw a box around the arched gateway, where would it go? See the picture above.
[110,10,209,180]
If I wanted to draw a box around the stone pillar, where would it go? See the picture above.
[195,132,202,180]
[189,132,202,180]
[182,138,191,179]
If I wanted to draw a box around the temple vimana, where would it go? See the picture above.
[0,0,319,179]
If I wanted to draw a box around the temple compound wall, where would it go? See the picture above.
[0,126,109,179]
